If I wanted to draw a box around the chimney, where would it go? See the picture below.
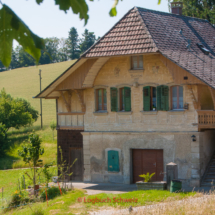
[171,2,183,15]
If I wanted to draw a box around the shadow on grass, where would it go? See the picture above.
[0,125,49,170]
[0,154,19,170]
[7,125,47,136]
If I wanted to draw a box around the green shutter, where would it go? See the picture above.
[161,85,169,111]
[143,86,150,111]
[124,87,131,111]
[157,86,162,111]
[110,88,118,112]
[108,150,119,172]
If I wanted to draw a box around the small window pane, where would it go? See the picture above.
[179,86,183,109]
[103,89,107,110]
[172,86,177,109]
[98,89,102,110]
[138,56,143,68]
[132,56,138,69]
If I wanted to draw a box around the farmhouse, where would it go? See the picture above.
[35,2,215,188]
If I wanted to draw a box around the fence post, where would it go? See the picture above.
[23,175,26,189]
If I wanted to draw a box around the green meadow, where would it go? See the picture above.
[0,60,76,169]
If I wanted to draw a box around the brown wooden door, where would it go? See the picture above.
[132,149,163,183]
[70,147,83,181]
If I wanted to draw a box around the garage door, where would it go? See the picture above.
[132,149,163,183]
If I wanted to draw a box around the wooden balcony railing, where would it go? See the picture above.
[198,111,215,130]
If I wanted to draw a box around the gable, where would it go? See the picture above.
[83,8,158,58]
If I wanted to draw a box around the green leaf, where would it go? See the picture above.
[36,0,44,4]
[55,0,89,25]
[0,4,44,67]
[109,0,119,17]
[158,0,161,5]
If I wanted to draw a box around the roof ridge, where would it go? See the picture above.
[136,6,209,23]
[81,7,137,58]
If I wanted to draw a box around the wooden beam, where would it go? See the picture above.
[187,85,198,110]
[45,97,59,99]
[60,91,71,112]
[57,112,85,115]
[74,90,86,112]
[208,86,215,110]
[56,126,84,130]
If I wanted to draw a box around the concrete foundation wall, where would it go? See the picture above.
[82,131,203,187]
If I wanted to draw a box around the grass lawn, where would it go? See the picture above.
[0,60,76,170]
[1,188,196,215]
[0,125,57,170]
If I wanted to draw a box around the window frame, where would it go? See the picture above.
[143,86,157,111]
[95,88,107,112]
[131,55,143,70]
[118,86,131,112]
[171,85,184,110]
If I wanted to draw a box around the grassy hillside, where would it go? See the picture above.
[0,60,76,170]
[0,60,76,127]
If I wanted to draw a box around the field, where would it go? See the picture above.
[0,60,76,169]
[0,60,76,127]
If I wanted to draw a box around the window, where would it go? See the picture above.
[119,87,131,111]
[110,87,131,112]
[108,150,119,172]
[95,89,107,111]
[143,86,157,111]
[157,85,169,111]
[131,55,143,69]
[171,86,183,110]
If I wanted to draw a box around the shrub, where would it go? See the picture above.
[8,190,30,208]
[39,186,66,201]
[139,172,155,182]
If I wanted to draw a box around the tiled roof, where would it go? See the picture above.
[84,8,158,57]
[83,7,215,89]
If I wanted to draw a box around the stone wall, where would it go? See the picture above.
[82,131,202,187]
[83,55,198,132]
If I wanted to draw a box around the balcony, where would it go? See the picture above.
[57,112,84,130]
[198,111,215,130]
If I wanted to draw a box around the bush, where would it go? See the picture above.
[0,123,7,155]
[39,186,66,201]
[8,190,30,208]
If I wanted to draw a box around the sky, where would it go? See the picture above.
[5,0,169,41]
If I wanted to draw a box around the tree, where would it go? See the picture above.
[80,29,96,54]
[169,0,215,24]
[18,46,36,67]
[58,38,70,62]
[39,37,60,65]
[0,0,137,67]
[0,123,7,155]
[18,133,44,193]
[0,89,39,134]
[68,27,80,60]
